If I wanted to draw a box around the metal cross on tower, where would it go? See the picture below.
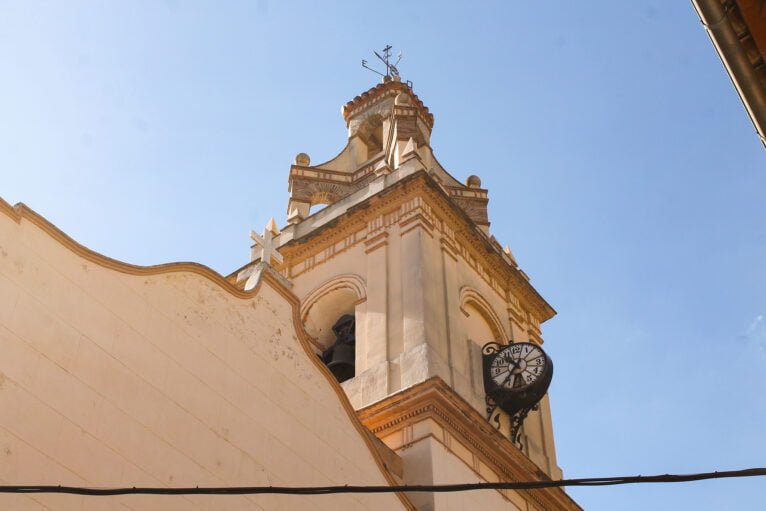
[362,45,403,79]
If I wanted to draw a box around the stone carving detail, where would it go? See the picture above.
[290,179,354,206]
[451,197,489,226]
[289,166,383,213]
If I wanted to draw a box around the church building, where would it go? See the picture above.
[0,74,582,510]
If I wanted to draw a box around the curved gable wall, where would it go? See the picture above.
[0,200,411,510]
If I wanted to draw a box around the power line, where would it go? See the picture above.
[1,468,764,496]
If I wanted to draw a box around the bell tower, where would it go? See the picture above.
[232,75,580,511]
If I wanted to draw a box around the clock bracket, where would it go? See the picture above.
[482,341,552,452]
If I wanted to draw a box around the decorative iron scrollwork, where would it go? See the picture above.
[482,342,502,356]
[485,395,502,430]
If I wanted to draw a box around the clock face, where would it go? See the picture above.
[482,341,553,417]
[489,343,547,390]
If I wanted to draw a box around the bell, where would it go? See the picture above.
[322,314,356,383]
[323,341,355,383]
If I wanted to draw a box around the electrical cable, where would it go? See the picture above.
[0,468,764,496]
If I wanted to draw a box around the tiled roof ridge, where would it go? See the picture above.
[342,80,434,128]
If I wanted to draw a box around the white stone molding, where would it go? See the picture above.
[300,273,368,322]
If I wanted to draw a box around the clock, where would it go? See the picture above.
[482,341,553,417]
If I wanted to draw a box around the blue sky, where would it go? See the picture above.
[1,1,765,509]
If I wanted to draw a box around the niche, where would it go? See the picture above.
[301,278,364,383]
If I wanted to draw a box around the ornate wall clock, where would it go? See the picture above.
[482,341,553,445]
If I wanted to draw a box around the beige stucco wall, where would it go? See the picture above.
[288,192,561,479]
[0,204,409,510]
[396,436,530,511]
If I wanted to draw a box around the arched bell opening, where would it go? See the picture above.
[308,191,338,216]
[356,114,384,157]
[301,277,366,383]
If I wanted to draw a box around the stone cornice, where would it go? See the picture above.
[343,80,434,129]
[358,377,582,511]
[280,171,556,323]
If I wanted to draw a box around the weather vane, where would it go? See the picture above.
[362,45,410,86]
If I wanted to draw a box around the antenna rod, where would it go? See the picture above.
[361,59,386,77]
